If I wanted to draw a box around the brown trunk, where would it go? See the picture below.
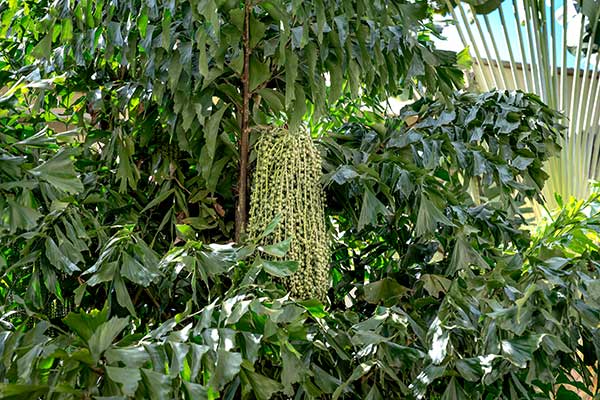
[235,0,252,242]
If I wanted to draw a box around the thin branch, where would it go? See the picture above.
[235,0,252,242]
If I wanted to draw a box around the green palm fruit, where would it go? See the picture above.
[247,127,330,300]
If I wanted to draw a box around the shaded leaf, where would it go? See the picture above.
[29,151,83,194]
[249,57,270,92]
[416,194,454,236]
[364,278,409,304]
[88,317,129,361]
[209,350,242,390]
[358,187,392,231]
[420,273,451,298]
[241,368,283,400]
[105,366,141,396]
[141,369,173,400]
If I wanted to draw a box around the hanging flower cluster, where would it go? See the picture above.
[247,127,330,300]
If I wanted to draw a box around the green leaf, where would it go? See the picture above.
[258,88,284,114]
[281,344,303,395]
[137,8,148,36]
[45,237,80,274]
[332,361,376,400]
[32,32,52,59]
[168,52,183,89]
[456,47,472,69]
[241,368,283,400]
[61,18,74,41]
[205,105,229,165]
[206,156,229,193]
[105,366,141,396]
[63,306,109,342]
[6,198,42,233]
[284,50,298,109]
[183,381,208,400]
[114,275,137,316]
[331,165,359,185]
[197,30,208,77]
[261,259,299,278]
[141,369,173,400]
[541,334,571,354]
[29,151,83,194]
[333,15,348,44]
[229,9,244,31]
[381,342,424,366]
[363,278,409,304]
[121,252,160,286]
[299,299,327,318]
[555,386,584,400]
[161,10,171,49]
[358,187,392,230]
[428,317,449,364]
[441,377,468,400]
[209,350,242,390]
[249,17,266,48]
[88,317,129,361]
[249,56,270,92]
[198,246,235,276]
[455,358,483,382]
[449,234,489,274]
[408,53,425,78]
[291,26,304,49]
[366,385,383,400]
[259,237,291,257]
[261,0,285,22]
[311,365,340,394]
[416,193,454,236]
[288,83,306,132]
[466,0,502,14]
[410,365,446,398]
[315,0,325,42]
[512,156,534,170]
[141,188,175,213]
[420,274,452,298]
[0,384,48,399]
[495,116,520,134]
[105,347,150,369]
[260,214,282,238]
[87,261,118,286]
[116,136,139,192]
[189,344,210,381]
[17,344,42,382]
[501,334,546,368]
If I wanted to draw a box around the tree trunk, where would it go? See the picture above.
[235,0,252,242]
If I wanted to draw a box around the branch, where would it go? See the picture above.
[235,0,252,242]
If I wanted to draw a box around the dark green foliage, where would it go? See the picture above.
[322,91,562,305]
[2,192,600,399]
[0,0,466,327]
[1,0,599,399]
[4,85,599,399]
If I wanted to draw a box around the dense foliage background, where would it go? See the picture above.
[1,0,599,399]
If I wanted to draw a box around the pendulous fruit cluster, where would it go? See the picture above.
[247,127,330,300]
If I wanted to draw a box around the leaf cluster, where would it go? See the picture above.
[2,0,600,399]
